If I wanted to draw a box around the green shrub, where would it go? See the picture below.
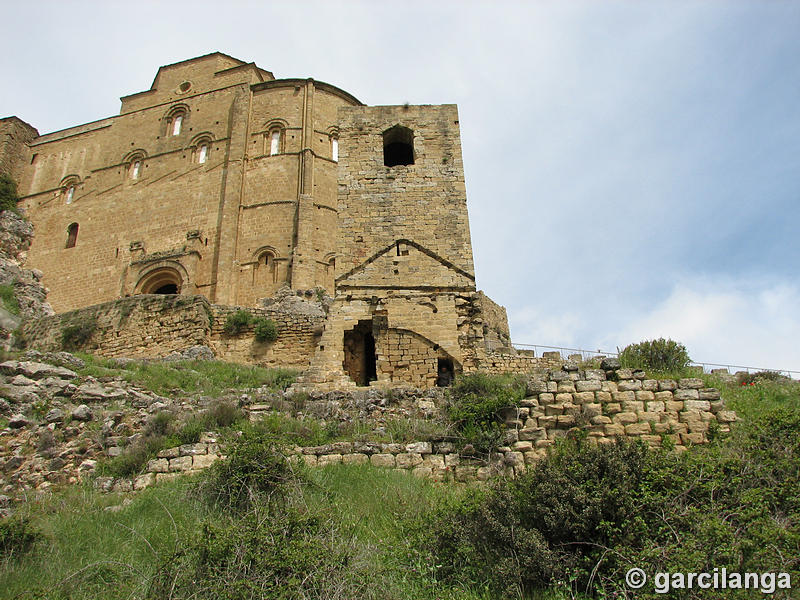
[253,317,278,342]
[60,317,97,351]
[223,310,252,335]
[0,516,40,558]
[0,173,19,213]
[0,284,20,315]
[147,502,354,600]
[445,373,526,455]
[737,370,790,385]
[175,401,244,444]
[198,434,299,511]
[618,337,691,372]
[100,434,166,478]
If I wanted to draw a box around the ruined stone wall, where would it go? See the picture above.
[128,363,734,487]
[0,117,38,182]
[21,293,324,368]
[476,291,511,350]
[208,304,323,369]
[21,295,211,357]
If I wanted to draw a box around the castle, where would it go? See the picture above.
[1,53,555,388]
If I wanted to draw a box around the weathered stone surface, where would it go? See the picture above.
[342,453,368,465]
[0,361,77,380]
[396,453,423,469]
[71,405,93,421]
[370,454,396,468]
[169,456,193,472]
[317,454,342,466]
[405,441,432,454]
[678,378,704,389]
[192,454,219,469]
[625,423,652,436]
[674,389,699,401]
[147,458,169,473]
[8,414,30,428]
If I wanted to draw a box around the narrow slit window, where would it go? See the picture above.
[65,186,75,204]
[198,144,208,164]
[131,160,141,179]
[172,115,183,136]
[331,136,339,162]
[65,223,79,248]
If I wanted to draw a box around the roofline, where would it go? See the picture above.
[251,78,363,106]
[148,52,247,90]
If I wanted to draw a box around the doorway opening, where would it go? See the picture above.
[343,320,377,386]
[436,358,454,387]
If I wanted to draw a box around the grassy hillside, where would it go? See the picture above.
[1,373,798,599]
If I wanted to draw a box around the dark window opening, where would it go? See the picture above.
[65,223,79,248]
[383,125,414,167]
[153,283,178,294]
[343,320,377,386]
[437,358,454,387]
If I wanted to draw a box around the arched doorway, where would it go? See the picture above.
[137,267,183,295]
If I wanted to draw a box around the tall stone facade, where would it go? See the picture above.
[3,53,540,388]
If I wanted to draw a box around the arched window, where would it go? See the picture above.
[331,135,339,162]
[124,151,146,180]
[383,125,414,167]
[65,223,79,248]
[259,250,275,267]
[60,176,80,205]
[164,105,188,137]
[191,135,213,164]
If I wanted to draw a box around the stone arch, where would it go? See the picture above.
[135,262,188,295]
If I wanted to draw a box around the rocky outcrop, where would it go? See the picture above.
[0,210,53,348]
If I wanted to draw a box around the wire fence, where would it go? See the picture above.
[511,343,800,379]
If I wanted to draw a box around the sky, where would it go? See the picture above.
[2,1,799,374]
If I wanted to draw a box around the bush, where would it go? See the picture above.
[224,310,252,335]
[198,434,300,511]
[147,502,354,600]
[424,397,800,599]
[60,317,97,351]
[445,373,526,455]
[618,337,691,372]
[0,173,19,213]
[0,516,41,558]
[253,317,278,342]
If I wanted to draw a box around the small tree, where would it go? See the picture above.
[0,174,19,213]
[618,338,691,372]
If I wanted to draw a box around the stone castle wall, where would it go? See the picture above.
[21,293,324,368]
[8,53,360,313]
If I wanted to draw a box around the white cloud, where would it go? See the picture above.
[606,278,800,374]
